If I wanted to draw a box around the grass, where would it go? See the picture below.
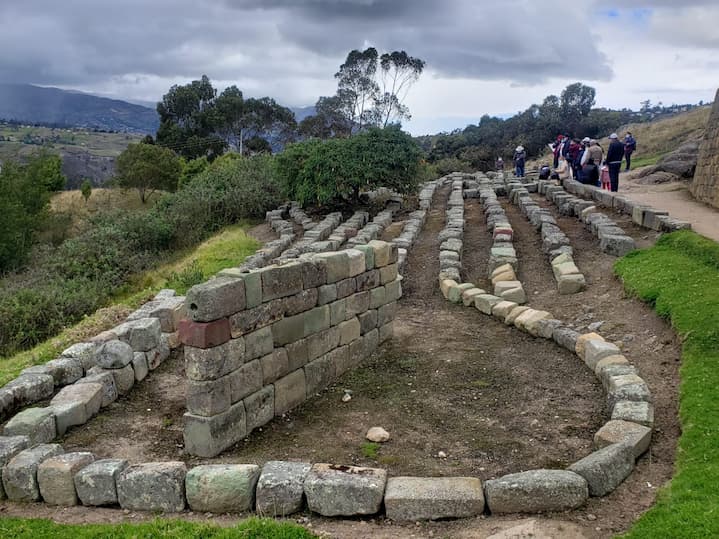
[361,442,381,460]
[0,223,259,386]
[0,516,316,539]
[615,230,719,538]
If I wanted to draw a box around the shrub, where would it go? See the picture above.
[277,125,423,206]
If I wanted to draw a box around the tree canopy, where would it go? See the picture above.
[116,142,182,203]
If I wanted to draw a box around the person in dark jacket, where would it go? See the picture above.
[606,133,625,192]
[624,132,637,171]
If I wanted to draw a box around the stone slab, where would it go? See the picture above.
[117,461,187,512]
[37,452,95,505]
[568,443,635,497]
[484,469,588,514]
[304,463,387,517]
[594,420,652,458]
[185,464,260,513]
[384,476,485,521]
[74,458,128,506]
[256,460,311,516]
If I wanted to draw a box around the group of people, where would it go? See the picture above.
[496,132,636,193]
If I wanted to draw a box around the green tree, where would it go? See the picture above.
[277,125,422,206]
[0,153,65,272]
[116,142,182,203]
[376,51,425,127]
[335,47,380,132]
[80,178,92,203]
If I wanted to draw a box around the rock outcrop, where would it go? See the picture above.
[691,88,719,208]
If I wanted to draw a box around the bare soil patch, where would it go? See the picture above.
[6,183,681,538]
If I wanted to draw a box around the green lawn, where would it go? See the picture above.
[615,230,719,538]
[0,517,316,539]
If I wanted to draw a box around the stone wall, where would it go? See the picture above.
[691,88,719,208]
[179,241,401,457]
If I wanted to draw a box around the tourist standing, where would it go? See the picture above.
[496,156,504,171]
[513,146,526,177]
[624,132,637,171]
[606,133,625,192]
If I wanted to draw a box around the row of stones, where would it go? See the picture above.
[2,301,177,446]
[180,241,401,457]
[346,208,396,248]
[274,211,344,262]
[241,204,300,270]
[475,173,527,303]
[438,278,654,499]
[562,178,692,233]
[536,180,637,257]
[390,179,439,273]
[500,176,587,295]
[437,174,466,282]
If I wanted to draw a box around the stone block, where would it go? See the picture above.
[244,326,274,361]
[186,277,246,322]
[353,244,375,270]
[499,285,526,304]
[379,322,394,344]
[76,372,117,408]
[260,263,304,303]
[95,340,134,369]
[313,252,351,283]
[534,319,564,340]
[612,401,655,427]
[148,337,171,369]
[61,342,99,372]
[606,374,651,406]
[317,284,338,306]
[379,263,399,285]
[557,273,586,294]
[39,357,84,386]
[187,376,231,417]
[491,300,518,320]
[474,294,502,315]
[3,444,64,501]
[491,270,516,286]
[461,287,486,306]
[285,339,309,372]
[304,463,387,517]
[274,370,306,416]
[272,313,305,347]
[600,235,636,257]
[368,240,392,267]
[575,332,604,359]
[300,261,326,290]
[74,458,128,506]
[385,278,402,303]
[307,327,340,360]
[37,452,95,505]
[256,460,311,516]
[3,374,54,407]
[260,348,290,385]
[336,277,357,299]
[229,360,262,403]
[484,469,588,514]
[504,305,530,325]
[594,354,630,376]
[178,318,231,349]
[305,355,335,396]
[356,269,381,292]
[186,464,261,513]
[245,386,275,432]
[49,383,103,432]
[553,326,580,351]
[384,476,485,521]
[346,249,366,277]
[514,309,552,335]
[440,279,458,299]
[114,318,162,351]
[338,318,361,346]
[3,407,56,444]
[304,305,331,337]
[378,302,398,326]
[0,436,30,500]
[229,301,284,338]
[183,402,247,458]
[568,443,634,497]
[184,337,244,381]
[283,289,319,316]
[131,352,149,382]
[594,420,652,458]
[346,292,371,319]
[117,462,187,512]
[583,340,622,371]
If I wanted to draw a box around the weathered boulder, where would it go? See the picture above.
[74,458,128,506]
[185,464,260,513]
[3,407,56,444]
[37,452,95,505]
[568,443,635,496]
[117,462,187,512]
[304,463,387,516]
[0,436,30,499]
[256,461,311,516]
[2,444,64,501]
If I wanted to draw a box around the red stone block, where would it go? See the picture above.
[178,318,231,349]
[493,227,513,239]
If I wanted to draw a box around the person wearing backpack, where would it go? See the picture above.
[624,132,637,171]
[606,133,625,192]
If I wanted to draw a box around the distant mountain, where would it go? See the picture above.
[0,83,159,134]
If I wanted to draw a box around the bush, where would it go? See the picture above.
[0,154,280,356]
[277,125,423,206]
[432,156,473,175]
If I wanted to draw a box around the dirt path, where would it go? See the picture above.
[0,184,682,539]
[618,171,719,242]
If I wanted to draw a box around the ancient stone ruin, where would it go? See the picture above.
[691,87,719,208]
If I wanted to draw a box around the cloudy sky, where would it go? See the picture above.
[1,0,717,135]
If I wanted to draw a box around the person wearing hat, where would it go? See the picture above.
[513,145,526,177]
[606,133,625,192]
[624,132,637,171]
[496,156,504,172]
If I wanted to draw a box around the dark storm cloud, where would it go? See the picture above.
[0,0,615,95]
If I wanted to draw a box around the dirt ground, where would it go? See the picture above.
[1,183,682,538]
